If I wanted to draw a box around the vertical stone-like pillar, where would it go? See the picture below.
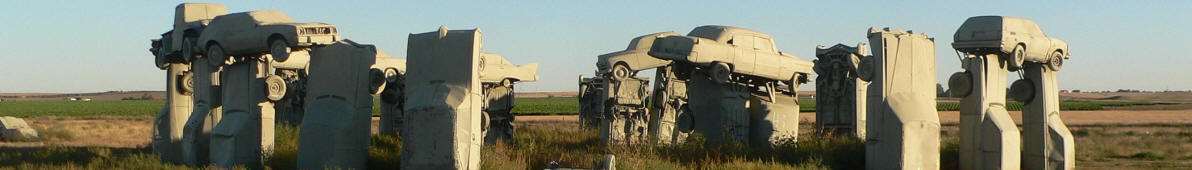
[1018,64,1075,170]
[747,93,800,148]
[482,84,516,144]
[297,40,379,169]
[953,54,1021,169]
[182,56,223,166]
[578,76,606,129]
[153,63,193,163]
[379,73,406,136]
[687,71,750,144]
[863,28,940,170]
[210,60,275,169]
[600,77,650,145]
[401,26,484,169]
[648,66,689,144]
[813,44,868,138]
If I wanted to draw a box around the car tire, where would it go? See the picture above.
[786,75,800,93]
[182,37,199,62]
[612,63,631,80]
[710,62,731,84]
[1009,79,1035,102]
[265,75,287,102]
[1047,51,1064,71]
[178,72,194,96]
[155,53,168,69]
[270,38,291,62]
[207,44,228,67]
[1007,45,1026,71]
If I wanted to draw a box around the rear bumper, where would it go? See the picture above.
[951,40,1006,53]
[296,34,338,46]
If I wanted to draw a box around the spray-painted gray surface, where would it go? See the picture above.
[181,55,222,166]
[747,93,799,148]
[648,66,689,145]
[952,54,1021,169]
[296,40,379,169]
[210,59,276,169]
[600,77,651,145]
[686,71,751,144]
[813,43,868,138]
[401,26,484,169]
[862,28,940,170]
[152,63,193,163]
[0,117,39,141]
[1018,64,1075,170]
[578,76,606,129]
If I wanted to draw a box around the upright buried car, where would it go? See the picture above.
[597,31,679,79]
[648,25,812,91]
[151,3,228,69]
[197,10,339,65]
[952,16,1069,71]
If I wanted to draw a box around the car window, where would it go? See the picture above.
[1025,21,1045,36]
[731,34,754,48]
[754,36,774,52]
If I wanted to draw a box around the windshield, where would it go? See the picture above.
[247,10,295,24]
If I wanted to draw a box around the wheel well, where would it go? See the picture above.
[268,34,286,45]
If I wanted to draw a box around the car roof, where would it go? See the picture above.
[687,25,772,42]
[222,10,296,24]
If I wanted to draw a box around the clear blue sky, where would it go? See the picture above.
[1,1,1189,93]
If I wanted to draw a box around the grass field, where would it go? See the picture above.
[0,98,1168,117]
[3,121,1189,169]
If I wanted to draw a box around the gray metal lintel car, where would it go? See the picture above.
[150,3,228,69]
[952,16,1069,71]
[648,25,813,91]
[597,32,679,79]
[197,10,339,66]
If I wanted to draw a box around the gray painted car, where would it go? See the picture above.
[597,32,679,79]
[197,10,339,65]
[952,16,1069,71]
[648,25,812,90]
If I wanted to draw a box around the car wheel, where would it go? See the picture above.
[948,71,972,98]
[265,75,287,102]
[1047,51,1064,71]
[1009,79,1035,102]
[207,44,228,67]
[155,53,167,69]
[786,75,800,93]
[178,72,194,95]
[857,57,875,81]
[612,63,631,80]
[270,38,291,62]
[182,37,199,61]
[710,62,731,84]
[1007,45,1026,71]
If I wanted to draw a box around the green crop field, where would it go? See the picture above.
[0,98,1168,117]
[0,100,162,117]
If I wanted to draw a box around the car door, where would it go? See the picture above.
[752,36,780,79]
[223,15,256,53]
[1022,20,1049,57]
[730,34,755,74]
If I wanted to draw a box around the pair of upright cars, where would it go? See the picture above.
[596,16,1069,91]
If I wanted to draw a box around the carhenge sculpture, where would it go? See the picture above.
[478,53,539,144]
[812,43,869,138]
[587,25,813,146]
[950,16,1073,170]
[858,28,941,170]
[400,26,485,169]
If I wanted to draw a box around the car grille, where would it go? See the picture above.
[300,27,336,35]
